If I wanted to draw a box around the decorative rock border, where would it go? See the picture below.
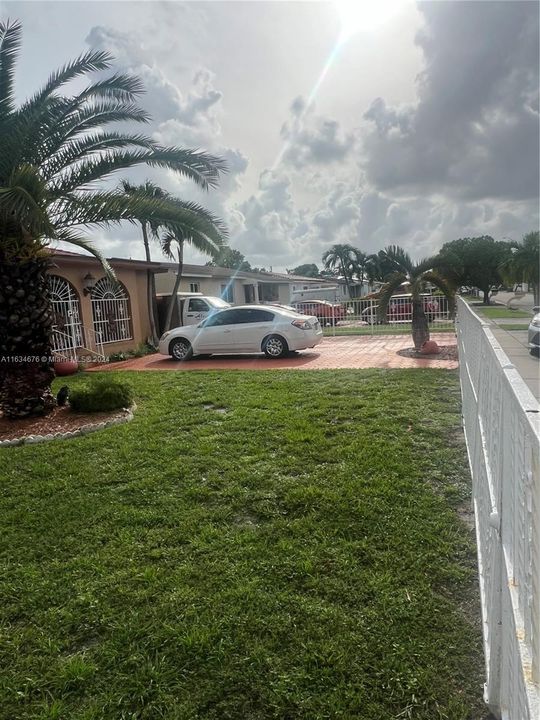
[0,404,137,448]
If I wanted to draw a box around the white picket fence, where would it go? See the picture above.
[457,298,540,719]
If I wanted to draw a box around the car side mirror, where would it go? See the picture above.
[533,306,540,313]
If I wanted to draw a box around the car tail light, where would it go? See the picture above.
[291,319,311,330]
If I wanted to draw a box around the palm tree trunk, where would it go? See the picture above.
[141,222,159,345]
[411,300,430,351]
[482,288,490,305]
[339,259,352,299]
[164,241,184,332]
[0,258,56,418]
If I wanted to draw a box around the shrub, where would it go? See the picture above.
[107,343,156,363]
[69,378,134,413]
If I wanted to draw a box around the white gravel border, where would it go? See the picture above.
[0,404,136,448]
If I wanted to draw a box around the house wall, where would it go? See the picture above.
[156,270,300,307]
[47,262,152,354]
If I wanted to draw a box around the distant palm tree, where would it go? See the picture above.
[322,244,361,298]
[499,231,539,305]
[349,249,369,296]
[119,180,225,345]
[377,246,455,350]
[0,19,227,417]
[160,200,227,332]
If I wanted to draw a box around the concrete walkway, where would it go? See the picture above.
[490,327,539,400]
[90,333,458,373]
[469,299,539,401]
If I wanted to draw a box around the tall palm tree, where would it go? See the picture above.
[322,244,361,298]
[0,19,227,417]
[120,180,171,345]
[499,231,539,305]
[376,246,456,350]
[160,200,227,332]
[349,249,369,297]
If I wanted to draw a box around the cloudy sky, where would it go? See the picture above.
[3,0,539,270]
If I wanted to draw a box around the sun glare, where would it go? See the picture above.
[335,0,408,42]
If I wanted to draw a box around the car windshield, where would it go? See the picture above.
[207,297,231,308]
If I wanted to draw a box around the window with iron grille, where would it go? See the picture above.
[220,283,234,303]
[48,275,84,353]
[189,282,200,293]
[91,277,132,344]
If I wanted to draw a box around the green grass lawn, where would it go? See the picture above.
[0,370,488,720]
[476,306,530,319]
[323,325,454,336]
[493,324,530,331]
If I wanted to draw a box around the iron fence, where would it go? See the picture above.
[291,293,455,336]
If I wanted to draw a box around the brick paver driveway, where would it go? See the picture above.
[91,333,458,372]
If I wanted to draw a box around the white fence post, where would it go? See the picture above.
[457,297,540,719]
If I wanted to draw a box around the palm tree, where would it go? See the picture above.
[120,180,173,345]
[322,244,361,298]
[376,246,456,350]
[499,231,539,305]
[0,19,227,417]
[160,200,227,332]
[349,249,369,297]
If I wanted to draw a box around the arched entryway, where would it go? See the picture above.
[91,277,132,344]
[48,275,83,355]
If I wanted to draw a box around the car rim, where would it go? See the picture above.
[266,338,284,357]
[173,342,188,359]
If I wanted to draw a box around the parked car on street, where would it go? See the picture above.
[361,294,440,324]
[291,300,346,326]
[528,308,540,356]
[159,305,323,360]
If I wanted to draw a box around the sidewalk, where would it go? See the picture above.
[468,300,538,400]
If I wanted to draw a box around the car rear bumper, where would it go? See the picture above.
[528,329,540,348]
[288,331,323,351]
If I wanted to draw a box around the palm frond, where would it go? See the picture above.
[48,146,227,196]
[77,73,145,102]
[413,256,436,277]
[382,245,413,274]
[421,271,457,317]
[0,19,22,118]
[41,132,156,181]
[17,101,152,169]
[376,272,407,320]
[0,163,54,236]
[147,146,228,190]
[20,49,112,112]
[49,232,115,278]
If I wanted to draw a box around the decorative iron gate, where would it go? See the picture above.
[91,277,132,344]
[48,275,83,355]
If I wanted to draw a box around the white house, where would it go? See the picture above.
[153,263,347,305]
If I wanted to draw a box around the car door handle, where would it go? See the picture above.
[223,329,232,333]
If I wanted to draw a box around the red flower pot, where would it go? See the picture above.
[53,358,79,376]
[420,340,440,355]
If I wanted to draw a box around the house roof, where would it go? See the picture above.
[49,249,342,285]
[159,260,340,285]
[48,249,169,273]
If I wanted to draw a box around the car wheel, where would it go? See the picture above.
[169,338,193,361]
[530,347,540,358]
[262,334,289,358]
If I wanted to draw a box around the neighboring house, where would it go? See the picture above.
[46,250,360,359]
[155,264,344,305]
[46,249,168,357]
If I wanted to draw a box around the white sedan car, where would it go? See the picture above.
[158,305,323,360]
